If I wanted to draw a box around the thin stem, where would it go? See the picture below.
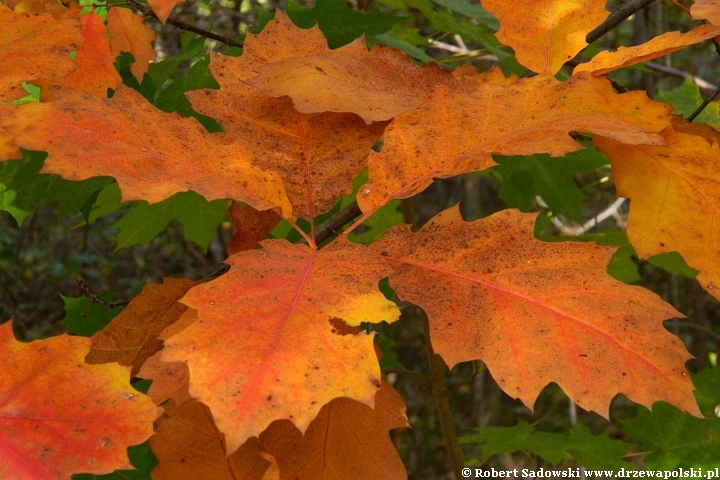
[288,220,316,249]
[643,62,719,92]
[687,84,720,122]
[76,278,130,309]
[422,313,465,478]
[586,0,659,44]
[123,0,244,48]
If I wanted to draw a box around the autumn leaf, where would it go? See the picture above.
[259,382,408,479]
[0,5,82,102]
[107,7,156,81]
[357,72,671,215]
[60,12,120,97]
[160,238,400,453]
[0,85,292,215]
[150,399,270,480]
[481,0,608,74]
[369,207,699,417]
[594,119,720,302]
[574,24,720,77]
[690,0,720,24]
[146,0,185,24]
[137,350,191,405]
[86,278,200,376]
[188,79,386,220]
[0,322,158,479]
[245,41,454,123]
[226,202,281,254]
[220,12,331,82]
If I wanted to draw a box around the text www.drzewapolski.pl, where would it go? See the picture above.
[461,468,717,479]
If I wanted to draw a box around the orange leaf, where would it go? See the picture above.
[160,238,400,453]
[222,12,330,82]
[358,72,671,215]
[0,86,292,216]
[574,24,720,76]
[691,0,720,24]
[147,0,185,24]
[481,0,608,74]
[107,7,156,81]
[188,79,386,220]
[369,207,699,417]
[61,12,120,97]
[226,203,281,254]
[86,278,199,376]
[150,399,270,479]
[0,5,82,102]
[245,41,454,123]
[594,119,720,302]
[259,382,408,479]
[0,322,158,479]
[137,350,191,405]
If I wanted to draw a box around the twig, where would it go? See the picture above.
[644,61,719,92]
[124,0,244,48]
[422,313,465,478]
[312,201,362,245]
[539,197,626,236]
[687,84,720,121]
[76,278,129,309]
[586,0,660,44]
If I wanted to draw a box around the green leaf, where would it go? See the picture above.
[0,150,114,224]
[0,82,41,105]
[647,251,698,279]
[369,33,435,64]
[376,336,405,370]
[656,77,720,129]
[692,367,720,419]
[492,144,607,222]
[622,403,720,470]
[61,294,124,337]
[460,421,632,471]
[72,442,155,480]
[431,0,499,29]
[111,191,228,252]
[153,56,223,132]
[287,0,400,48]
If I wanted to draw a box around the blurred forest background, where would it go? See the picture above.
[2,0,720,477]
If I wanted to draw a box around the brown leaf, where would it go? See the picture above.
[369,207,699,418]
[259,382,407,480]
[86,278,199,376]
[226,203,280,255]
[136,350,191,406]
[150,399,270,479]
[188,80,385,221]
